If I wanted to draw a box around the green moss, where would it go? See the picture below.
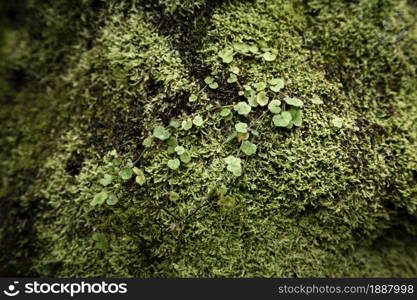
[1,0,416,277]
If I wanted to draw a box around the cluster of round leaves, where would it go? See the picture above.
[144,122,194,171]
[141,42,326,177]
[216,40,316,176]
[218,41,278,64]
[234,77,304,129]
[91,151,146,206]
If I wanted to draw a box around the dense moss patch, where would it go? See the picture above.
[0,0,416,277]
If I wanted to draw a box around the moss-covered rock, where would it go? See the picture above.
[0,0,416,277]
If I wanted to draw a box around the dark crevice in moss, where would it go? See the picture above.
[0,182,45,276]
[65,150,85,176]
[139,0,251,112]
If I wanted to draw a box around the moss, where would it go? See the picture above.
[0,0,416,277]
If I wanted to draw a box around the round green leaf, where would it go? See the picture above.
[268,99,282,114]
[269,78,284,85]
[179,151,191,163]
[99,174,112,186]
[241,141,257,156]
[188,94,198,102]
[284,97,303,107]
[243,84,253,91]
[233,42,250,53]
[91,190,108,206]
[256,91,269,106]
[134,168,146,185]
[153,126,171,141]
[106,194,119,205]
[218,47,234,64]
[167,137,178,148]
[273,111,292,127]
[169,191,180,202]
[220,108,231,117]
[92,233,108,251]
[209,82,219,89]
[234,102,251,115]
[225,112,233,121]
[193,115,204,127]
[237,132,249,141]
[248,94,259,107]
[227,73,238,83]
[166,146,176,154]
[224,156,242,177]
[269,78,285,92]
[230,66,240,74]
[167,159,180,170]
[181,119,193,131]
[289,108,303,127]
[174,146,186,155]
[119,168,133,180]
[204,76,214,85]
[169,119,181,128]
[235,122,248,133]
[263,52,276,61]
[132,167,141,175]
[142,136,153,148]
[253,82,267,91]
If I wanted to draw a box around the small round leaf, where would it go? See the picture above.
[241,141,257,156]
[220,108,231,117]
[119,168,133,180]
[284,97,303,107]
[99,174,112,187]
[273,111,292,127]
[263,52,276,61]
[235,122,248,133]
[227,73,238,83]
[134,168,146,185]
[106,194,119,205]
[204,76,214,84]
[142,136,153,148]
[209,82,219,89]
[193,115,204,127]
[256,91,269,106]
[268,100,282,114]
[234,102,251,115]
[224,156,242,177]
[153,126,171,140]
[179,151,191,163]
[181,119,193,131]
[91,190,108,206]
[174,146,186,155]
[167,159,181,170]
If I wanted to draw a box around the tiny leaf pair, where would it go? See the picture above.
[91,191,118,206]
